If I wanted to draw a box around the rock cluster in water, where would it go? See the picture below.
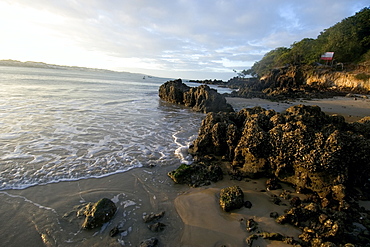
[158,79,233,113]
[189,105,370,206]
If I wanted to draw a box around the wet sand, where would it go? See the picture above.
[0,165,186,247]
[2,96,370,247]
[0,164,303,247]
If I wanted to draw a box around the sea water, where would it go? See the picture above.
[0,66,228,191]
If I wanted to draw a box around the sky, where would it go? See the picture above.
[0,0,368,80]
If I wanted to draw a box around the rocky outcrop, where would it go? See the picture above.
[305,67,370,92]
[78,198,117,229]
[159,79,234,113]
[228,65,370,100]
[274,195,370,246]
[189,105,370,206]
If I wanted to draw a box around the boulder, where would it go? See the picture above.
[158,79,190,104]
[80,198,117,229]
[159,79,234,113]
[219,185,244,212]
[183,85,234,113]
[167,162,223,187]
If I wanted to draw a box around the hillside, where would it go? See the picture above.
[226,7,370,100]
[242,7,370,78]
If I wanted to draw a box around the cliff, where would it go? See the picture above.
[304,67,370,91]
[229,65,370,100]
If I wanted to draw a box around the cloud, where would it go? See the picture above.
[0,0,368,79]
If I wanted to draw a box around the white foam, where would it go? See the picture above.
[0,67,205,191]
[0,191,58,214]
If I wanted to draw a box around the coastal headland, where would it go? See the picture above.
[1,77,369,246]
[159,74,370,246]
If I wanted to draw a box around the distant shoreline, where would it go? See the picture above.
[0,59,129,74]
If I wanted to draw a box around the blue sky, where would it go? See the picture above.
[0,0,368,80]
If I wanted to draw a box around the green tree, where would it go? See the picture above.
[245,7,370,77]
[249,47,291,77]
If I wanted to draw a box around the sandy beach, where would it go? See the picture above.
[226,96,370,122]
[0,163,304,247]
[1,96,370,247]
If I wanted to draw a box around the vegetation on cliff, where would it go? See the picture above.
[243,7,370,78]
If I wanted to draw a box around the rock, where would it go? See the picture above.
[148,222,166,232]
[219,185,244,212]
[159,79,234,113]
[109,226,119,237]
[158,79,190,104]
[167,162,223,187]
[290,196,301,207]
[227,65,370,100]
[189,104,370,205]
[183,84,234,113]
[80,198,117,229]
[259,232,285,241]
[244,200,252,208]
[266,178,282,191]
[246,218,258,232]
[143,211,165,223]
[246,234,258,247]
[109,226,125,237]
[271,196,282,205]
[270,212,279,218]
[139,237,158,247]
[246,231,294,246]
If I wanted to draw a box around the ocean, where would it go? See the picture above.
[0,66,237,246]
[0,66,230,191]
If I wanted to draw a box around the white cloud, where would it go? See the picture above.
[0,0,368,80]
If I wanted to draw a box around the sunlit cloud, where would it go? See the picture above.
[0,0,368,80]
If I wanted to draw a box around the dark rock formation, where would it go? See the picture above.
[227,65,370,100]
[167,162,223,187]
[244,200,252,208]
[143,211,165,223]
[139,237,158,247]
[266,178,282,191]
[148,222,166,232]
[79,198,117,229]
[189,105,370,206]
[246,218,258,232]
[159,79,234,113]
[109,225,126,237]
[219,185,244,212]
[189,79,226,85]
[275,197,370,246]
[246,232,295,247]
[158,79,190,104]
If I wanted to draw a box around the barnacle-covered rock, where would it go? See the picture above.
[219,185,244,212]
[189,104,370,204]
[159,79,233,113]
